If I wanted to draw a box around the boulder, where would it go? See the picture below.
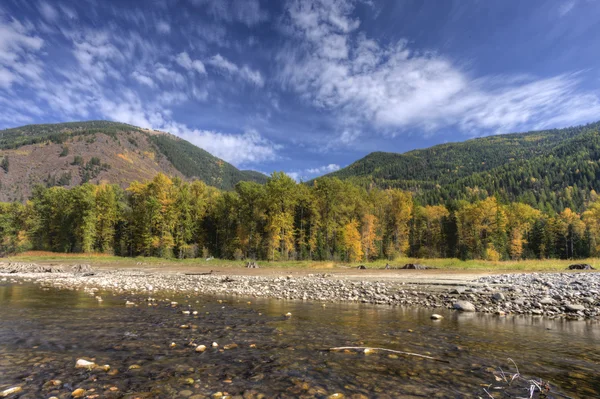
[565,304,586,312]
[491,292,505,301]
[453,300,476,312]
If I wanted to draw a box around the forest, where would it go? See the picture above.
[1,172,600,262]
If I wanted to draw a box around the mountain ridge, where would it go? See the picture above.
[321,121,600,212]
[0,120,267,202]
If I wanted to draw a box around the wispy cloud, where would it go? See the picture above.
[558,1,576,17]
[279,0,600,144]
[175,51,206,74]
[156,20,171,34]
[38,1,58,22]
[207,54,264,86]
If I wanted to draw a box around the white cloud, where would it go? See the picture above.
[0,20,44,65]
[131,71,156,87]
[166,124,280,166]
[307,163,340,174]
[287,163,341,181]
[156,20,171,34]
[207,54,264,86]
[279,0,600,143]
[208,54,238,73]
[154,64,186,85]
[175,51,207,74]
[39,2,58,22]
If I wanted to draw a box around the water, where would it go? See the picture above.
[0,281,598,398]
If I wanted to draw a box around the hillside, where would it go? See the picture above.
[323,122,600,212]
[0,121,267,202]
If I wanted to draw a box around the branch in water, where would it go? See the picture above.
[326,346,450,363]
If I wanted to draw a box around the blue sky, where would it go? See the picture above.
[1,0,600,180]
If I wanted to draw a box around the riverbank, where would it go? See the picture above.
[1,261,598,320]
[6,251,600,271]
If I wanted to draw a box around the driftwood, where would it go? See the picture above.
[567,264,595,270]
[327,346,449,363]
[184,270,215,276]
[385,263,435,270]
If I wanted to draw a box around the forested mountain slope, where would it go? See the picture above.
[324,122,600,212]
[0,121,266,201]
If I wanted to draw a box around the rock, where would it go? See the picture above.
[195,345,207,352]
[453,300,476,312]
[491,293,505,301]
[565,304,586,312]
[363,348,376,355]
[75,359,96,369]
[0,387,23,397]
[128,364,141,370]
[430,314,443,320]
[285,312,292,317]
[224,343,238,350]
[328,394,344,399]
[539,297,555,305]
[180,390,194,397]
[568,264,595,270]
[125,301,135,306]
[212,342,219,348]
[72,388,86,398]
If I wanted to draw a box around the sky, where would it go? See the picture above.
[1,0,600,180]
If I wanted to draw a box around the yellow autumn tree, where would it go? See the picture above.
[506,203,541,260]
[361,213,379,260]
[386,189,413,257]
[583,199,600,256]
[342,219,363,262]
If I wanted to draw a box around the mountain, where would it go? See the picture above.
[322,122,600,212]
[0,121,267,202]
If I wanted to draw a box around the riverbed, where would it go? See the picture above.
[0,281,598,398]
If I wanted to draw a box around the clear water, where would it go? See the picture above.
[0,281,598,398]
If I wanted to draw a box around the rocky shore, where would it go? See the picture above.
[1,263,598,319]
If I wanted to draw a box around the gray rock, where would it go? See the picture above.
[453,300,476,312]
[539,297,555,305]
[492,292,505,301]
[565,304,586,312]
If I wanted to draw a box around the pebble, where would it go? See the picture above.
[71,388,86,398]
[430,314,443,320]
[75,359,96,369]
[195,345,207,352]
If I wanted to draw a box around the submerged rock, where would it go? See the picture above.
[75,359,96,369]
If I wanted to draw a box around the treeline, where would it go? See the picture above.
[1,173,600,261]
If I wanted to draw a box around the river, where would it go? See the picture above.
[0,281,598,398]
